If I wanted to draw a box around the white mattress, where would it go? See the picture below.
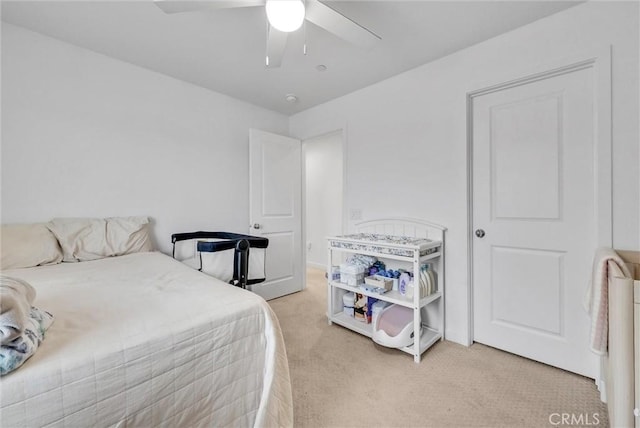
[0,252,292,427]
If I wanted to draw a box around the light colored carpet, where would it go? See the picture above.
[268,267,608,428]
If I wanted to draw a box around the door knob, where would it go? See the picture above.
[252,223,261,230]
[475,229,485,238]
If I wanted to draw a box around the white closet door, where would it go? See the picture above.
[472,65,599,377]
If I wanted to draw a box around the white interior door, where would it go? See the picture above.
[249,129,303,300]
[472,65,600,377]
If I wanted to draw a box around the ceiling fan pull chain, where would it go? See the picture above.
[303,19,308,55]
[265,19,270,67]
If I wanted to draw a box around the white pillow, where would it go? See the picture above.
[1,223,63,270]
[47,217,153,262]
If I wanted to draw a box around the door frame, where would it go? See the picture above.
[465,46,613,346]
[301,129,347,272]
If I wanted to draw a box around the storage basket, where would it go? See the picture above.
[340,263,365,286]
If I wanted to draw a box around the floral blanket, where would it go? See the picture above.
[0,307,54,375]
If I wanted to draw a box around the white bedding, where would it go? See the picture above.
[0,252,292,427]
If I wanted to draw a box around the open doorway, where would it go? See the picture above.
[303,130,344,271]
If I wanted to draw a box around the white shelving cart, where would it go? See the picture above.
[326,218,446,363]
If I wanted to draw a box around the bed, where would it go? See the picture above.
[0,219,293,427]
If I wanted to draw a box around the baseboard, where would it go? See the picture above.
[306,261,325,270]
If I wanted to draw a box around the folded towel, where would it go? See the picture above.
[0,306,54,376]
[346,254,377,268]
[583,247,632,355]
[0,275,36,345]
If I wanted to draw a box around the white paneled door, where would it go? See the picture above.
[472,65,601,377]
[249,129,303,300]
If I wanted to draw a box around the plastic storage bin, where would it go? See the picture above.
[371,300,391,326]
[364,275,394,292]
[343,292,355,317]
[340,263,365,286]
[329,266,341,282]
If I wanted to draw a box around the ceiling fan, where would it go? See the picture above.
[154,0,381,68]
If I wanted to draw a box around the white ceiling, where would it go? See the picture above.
[1,0,581,114]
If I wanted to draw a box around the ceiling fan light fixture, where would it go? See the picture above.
[265,0,305,33]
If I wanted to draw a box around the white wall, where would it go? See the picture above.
[304,131,343,268]
[1,23,289,253]
[289,1,640,345]
[2,3,638,345]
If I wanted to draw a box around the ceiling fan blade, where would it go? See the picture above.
[304,0,381,48]
[154,0,264,14]
[265,26,288,68]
